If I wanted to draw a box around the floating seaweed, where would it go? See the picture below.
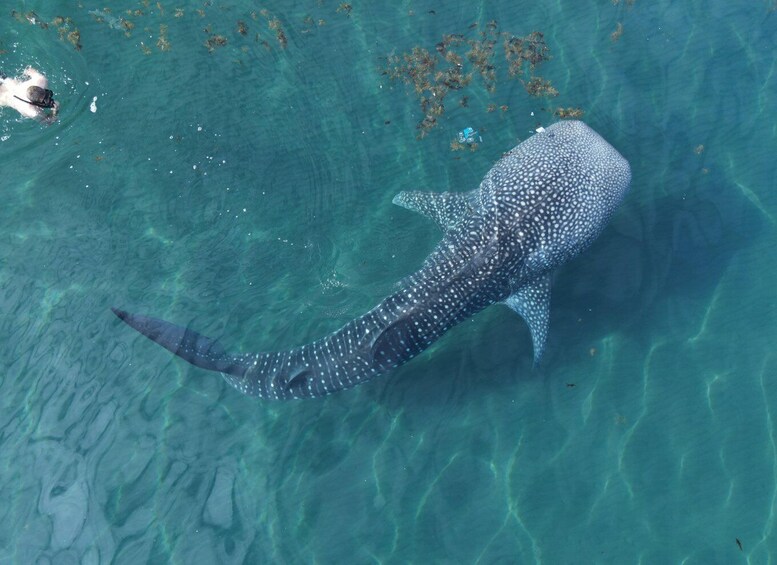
[66,29,82,50]
[436,33,464,56]
[554,107,585,119]
[385,46,451,138]
[204,32,228,53]
[12,10,50,29]
[88,8,134,39]
[466,25,498,92]
[122,19,135,37]
[523,76,558,97]
[268,17,288,48]
[157,24,170,51]
[50,15,82,50]
[503,31,551,76]
[450,139,478,152]
[611,22,624,42]
[301,15,315,34]
[10,0,370,58]
[383,24,556,137]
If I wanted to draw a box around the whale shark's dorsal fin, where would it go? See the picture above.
[392,190,477,231]
[504,274,551,364]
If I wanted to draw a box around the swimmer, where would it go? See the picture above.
[0,67,59,124]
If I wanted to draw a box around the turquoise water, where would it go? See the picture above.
[1,1,776,562]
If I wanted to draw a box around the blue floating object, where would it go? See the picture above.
[458,127,479,144]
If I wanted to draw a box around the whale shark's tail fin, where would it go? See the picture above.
[111,308,249,377]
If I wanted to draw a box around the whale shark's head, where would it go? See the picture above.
[542,119,631,205]
[486,120,631,273]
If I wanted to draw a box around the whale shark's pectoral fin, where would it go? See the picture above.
[392,190,476,231]
[504,275,551,364]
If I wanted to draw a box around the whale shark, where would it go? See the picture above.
[113,120,631,400]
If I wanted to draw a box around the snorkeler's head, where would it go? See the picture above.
[26,85,55,109]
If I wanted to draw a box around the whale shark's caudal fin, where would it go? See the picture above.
[111,308,249,377]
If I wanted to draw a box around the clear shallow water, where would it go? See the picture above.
[1,1,775,563]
